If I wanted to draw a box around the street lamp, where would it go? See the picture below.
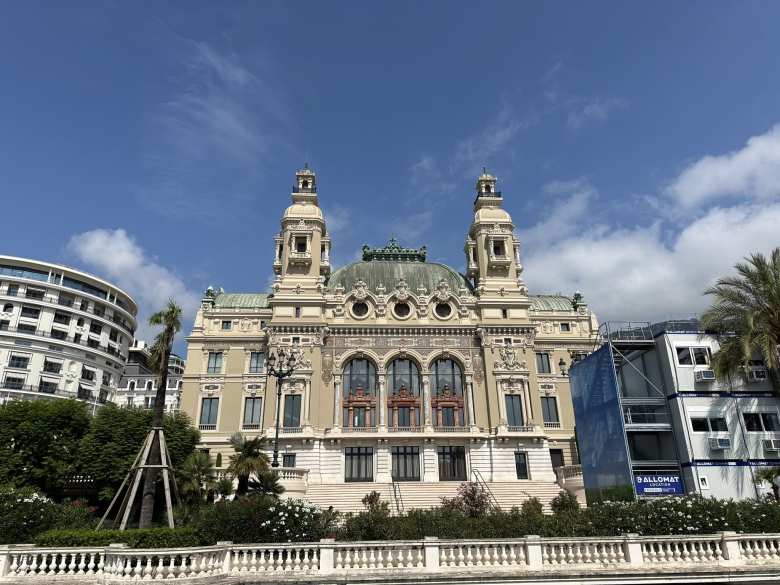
[266,346,298,468]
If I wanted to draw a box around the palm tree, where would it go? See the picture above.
[138,299,183,528]
[248,469,285,498]
[177,451,216,505]
[215,477,235,500]
[700,249,780,388]
[755,467,780,500]
[227,432,271,497]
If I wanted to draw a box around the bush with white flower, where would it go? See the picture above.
[262,499,326,542]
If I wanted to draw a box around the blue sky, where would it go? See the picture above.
[3,2,780,347]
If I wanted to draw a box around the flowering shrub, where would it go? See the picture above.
[0,485,93,544]
[261,499,330,542]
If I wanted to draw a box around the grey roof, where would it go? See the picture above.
[327,260,473,295]
[529,294,575,312]
[213,293,271,309]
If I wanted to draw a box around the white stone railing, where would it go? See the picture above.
[555,464,583,483]
[3,533,780,582]
[276,467,308,482]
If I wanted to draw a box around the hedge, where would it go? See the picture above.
[35,528,201,548]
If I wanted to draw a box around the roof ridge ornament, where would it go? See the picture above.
[362,238,427,262]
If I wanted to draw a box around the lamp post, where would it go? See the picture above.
[266,347,298,468]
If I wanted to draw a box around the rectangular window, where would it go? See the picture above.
[7,284,19,296]
[352,406,367,428]
[283,394,302,428]
[93,306,105,318]
[345,447,373,482]
[762,413,780,432]
[89,322,102,335]
[87,339,99,349]
[437,446,467,481]
[492,240,505,257]
[3,376,24,389]
[541,396,559,424]
[676,347,693,365]
[58,293,75,307]
[691,417,709,432]
[199,397,219,426]
[109,329,118,342]
[73,333,82,343]
[282,453,297,468]
[294,306,301,318]
[514,451,529,479]
[295,237,307,253]
[441,406,455,427]
[50,328,67,340]
[53,312,70,325]
[550,448,565,469]
[709,417,728,432]
[20,306,40,319]
[38,380,58,394]
[560,323,571,332]
[81,367,95,381]
[206,352,223,374]
[535,353,551,374]
[25,287,45,300]
[0,320,9,331]
[392,446,421,481]
[505,394,524,427]
[103,372,112,386]
[221,320,232,330]
[397,406,411,427]
[43,360,62,374]
[18,323,36,334]
[692,348,710,366]
[249,351,265,373]
[80,300,89,311]
[243,397,263,427]
[8,354,29,369]
[744,412,764,431]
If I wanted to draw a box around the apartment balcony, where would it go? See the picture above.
[543,421,563,430]
[199,423,217,431]
[388,426,423,433]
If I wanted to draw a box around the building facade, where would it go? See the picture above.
[115,339,185,411]
[0,256,137,409]
[571,320,779,501]
[180,167,597,510]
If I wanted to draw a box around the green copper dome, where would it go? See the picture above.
[327,239,473,294]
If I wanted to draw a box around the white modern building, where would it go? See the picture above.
[0,256,137,409]
[571,319,779,501]
[115,339,184,411]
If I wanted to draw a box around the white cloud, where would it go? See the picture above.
[67,229,200,343]
[522,200,780,323]
[409,156,455,194]
[666,124,780,208]
[566,97,627,130]
[522,179,596,247]
[323,205,352,239]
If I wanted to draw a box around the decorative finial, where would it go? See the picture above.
[482,166,487,174]
[304,161,309,169]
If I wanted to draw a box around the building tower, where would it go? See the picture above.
[271,165,331,298]
[464,170,529,321]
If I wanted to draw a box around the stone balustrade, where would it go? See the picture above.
[2,533,780,583]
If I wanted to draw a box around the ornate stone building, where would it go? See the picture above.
[180,167,597,510]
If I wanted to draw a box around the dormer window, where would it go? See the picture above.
[295,237,307,253]
[493,240,506,257]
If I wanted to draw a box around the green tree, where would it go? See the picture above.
[78,405,199,504]
[227,433,270,497]
[0,400,91,498]
[701,249,780,387]
[177,451,216,505]
[215,477,234,500]
[755,467,780,500]
[138,300,183,529]
[248,470,285,498]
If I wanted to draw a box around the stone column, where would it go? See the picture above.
[333,377,342,431]
[422,377,433,429]
[496,377,508,427]
[378,376,387,430]
[465,375,477,430]
[303,378,312,429]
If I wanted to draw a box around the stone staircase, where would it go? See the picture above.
[302,481,564,514]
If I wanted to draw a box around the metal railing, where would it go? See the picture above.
[471,469,500,510]
[0,325,127,361]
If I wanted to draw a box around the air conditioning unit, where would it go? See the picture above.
[763,439,780,452]
[708,437,731,450]
[749,369,769,382]
[695,369,716,382]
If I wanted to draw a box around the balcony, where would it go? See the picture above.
[433,425,469,433]
[543,421,562,429]
[199,423,217,431]
[241,423,262,431]
[288,250,312,266]
[280,426,303,434]
[506,424,536,433]
[388,426,423,433]
[342,426,378,433]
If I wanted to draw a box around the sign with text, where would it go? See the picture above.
[634,473,684,496]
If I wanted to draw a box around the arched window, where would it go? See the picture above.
[387,358,421,428]
[2,303,12,312]
[431,358,465,428]
[178,380,183,389]
[431,359,463,396]
[145,380,153,391]
[343,358,377,396]
[342,358,377,429]
[128,380,136,391]
[388,358,421,396]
